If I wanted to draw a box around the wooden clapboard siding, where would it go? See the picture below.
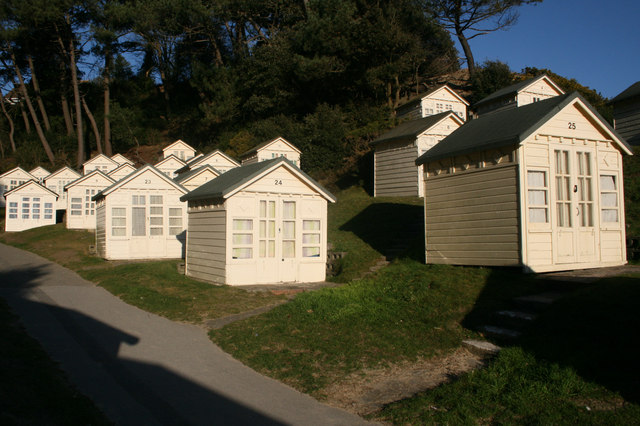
[374,143,419,197]
[185,209,226,283]
[96,205,106,257]
[613,99,640,145]
[425,165,520,266]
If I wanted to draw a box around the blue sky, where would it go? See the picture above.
[453,0,640,99]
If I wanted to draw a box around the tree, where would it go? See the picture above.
[426,0,542,75]
[469,59,513,104]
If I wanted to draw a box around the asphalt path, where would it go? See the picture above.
[0,243,371,425]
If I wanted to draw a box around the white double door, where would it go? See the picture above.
[552,146,597,264]
[256,197,298,283]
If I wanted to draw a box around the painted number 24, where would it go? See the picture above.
[568,122,576,130]
[274,179,283,185]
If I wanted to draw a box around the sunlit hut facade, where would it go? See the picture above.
[181,157,336,285]
[93,164,188,260]
[416,93,632,273]
[4,180,57,232]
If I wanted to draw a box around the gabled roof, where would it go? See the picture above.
[64,169,115,191]
[240,137,301,159]
[0,166,36,180]
[29,166,50,177]
[396,85,470,111]
[44,166,81,181]
[611,81,640,103]
[154,154,187,168]
[417,92,632,165]
[94,164,188,201]
[108,163,137,177]
[174,165,220,184]
[371,112,464,146]
[181,157,336,203]
[176,150,239,174]
[110,153,134,165]
[83,153,118,167]
[162,139,196,153]
[4,180,58,199]
[474,74,565,108]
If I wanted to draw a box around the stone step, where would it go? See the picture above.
[462,339,501,356]
[514,292,565,309]
[496,310,538,321]
[480,325,522,339]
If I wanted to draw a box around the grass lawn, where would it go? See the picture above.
[0,298,111,425]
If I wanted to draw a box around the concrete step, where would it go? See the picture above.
[480,325,522,339]
[462,339,501,356]
[514,292,565,309]
[496,310,538,321]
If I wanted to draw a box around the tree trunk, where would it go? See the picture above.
[27,55,51,131]
[19,101,31,133]
[0,88,17,152]
[67,33,84,168]
[12,53,55,164]
[82,96,102,154]
[61,93,74,136]
[103,51,112,156]
[456,31,476,76]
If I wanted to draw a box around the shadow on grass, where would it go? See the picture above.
[0,248,284,424]
[340,202,424,261]
[463,269,640,405]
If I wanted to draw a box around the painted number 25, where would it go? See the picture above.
[568,122,576,130]
[274,179,283,185]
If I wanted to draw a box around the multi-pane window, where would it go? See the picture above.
[554,150,572,227]
[169,208,183,235]
[282,201,296,258]
[44,203,53,220]
[32,198,40,220]
[8,202,18,219]
[149,196,163,236]
[71,197,83,215]
[527,171,549,223]
[302,220,321,257]
[22,197,30,219]
[576,152,593,227]
[132,194,147,236]
[85,189,96,215]
[259,200,276,258]
[112,208,126,236]
[436,103,443,113]
[600,175,619,223]
[232,219,253,259]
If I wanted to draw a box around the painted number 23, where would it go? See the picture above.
[274,179,283,185]
[568,122,576,130]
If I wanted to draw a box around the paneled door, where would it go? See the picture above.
[553,147,597,264]
[256,198,298,283]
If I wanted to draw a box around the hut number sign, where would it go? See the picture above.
[275,179,283,185]
[568,122,576,130]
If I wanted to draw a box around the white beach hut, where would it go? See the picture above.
[110,153,134,166]
[174,165,220,191]
[29,166,50,183]
[395,84,469,122]
[181,157,336,285]
[0,167,36,207]
[65,170,115,230]
[4,180,57,232]
[108,163,137,181]
[162,139,196,161]
[93,164,188,260]
[44,166,82,210]
[176,150,240,175]
[239,137,301,166]
[154,155,187,178]
[82,154,119,175]
[416,92,631,273]
[372,111,465,197]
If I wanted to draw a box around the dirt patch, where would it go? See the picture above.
[322,347,488,415]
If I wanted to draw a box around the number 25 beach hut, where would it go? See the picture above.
[416,92,632,273]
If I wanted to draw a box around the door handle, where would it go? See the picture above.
[573,185,578,193]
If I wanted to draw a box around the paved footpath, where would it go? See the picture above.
[0,243,371,425]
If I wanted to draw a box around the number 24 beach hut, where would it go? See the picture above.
[181,157,336,285]
[416,92,632,273]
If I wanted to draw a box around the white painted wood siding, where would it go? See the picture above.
[96,203,106,256]
[374,142,419,197]
[425,165,521,266]
[185,206,227,284]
